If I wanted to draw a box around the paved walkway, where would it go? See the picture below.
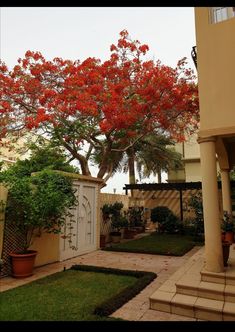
[0,245,202,321]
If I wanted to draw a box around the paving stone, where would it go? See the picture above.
[0,246,204,321]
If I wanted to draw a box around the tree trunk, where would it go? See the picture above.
[127,147,136,197]
[157,170,162,183]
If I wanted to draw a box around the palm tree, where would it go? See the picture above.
[135,135,183,183]
[91,133,183,193]
[121,134,183,187]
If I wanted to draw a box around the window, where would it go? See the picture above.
[210,7,235,23]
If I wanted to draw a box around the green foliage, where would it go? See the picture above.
[110,202,126,232]
[187,192,204,236]
[151,206,172,223]
[111,215,129,233]
[0,144,79,250]
[101,202,123,216]
[231,169,235,180]
[151,206,182,234]
[101,202,127,232]
[1,169,76,250]
[101,203,113,216]
[0,144,78,179]
[127,206,144,227]
[221,211,235,232]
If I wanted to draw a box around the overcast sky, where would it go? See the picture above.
[0,7,196,194]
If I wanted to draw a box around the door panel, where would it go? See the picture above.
[59,181,97,261]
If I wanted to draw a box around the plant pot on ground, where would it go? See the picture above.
[109,207,128,243]
[110,231,122,243]
[123,228,136,239]
[221,211,235,244]
[1,168,76,278]
[9,250,38,278]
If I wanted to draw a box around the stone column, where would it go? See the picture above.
[220,168,232,215]
[198,137,224,273]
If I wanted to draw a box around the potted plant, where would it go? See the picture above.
[221,211,235,244]
[101,204,113,222]
[108,202,126,243]
[110,215,128,243]
[1,169,76,278]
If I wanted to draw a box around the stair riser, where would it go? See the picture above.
[201,273,235,286]
[177,285,235,303]
[150,298,235,321]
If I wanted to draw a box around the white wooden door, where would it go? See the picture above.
[59,180,97,261]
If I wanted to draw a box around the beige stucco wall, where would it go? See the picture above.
[195,8,235,135]
[29,233,60,267]
[0,134,34,169]
[185,163,201,182]
[184,134,200,159]
[168,169,186,182]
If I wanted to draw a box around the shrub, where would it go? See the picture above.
[1,169,76,251]
[151,206,172,224]
[187,192,204,236]
[127,206,144,227]
[151,206,182,234]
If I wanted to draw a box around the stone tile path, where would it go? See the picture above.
[0,245,202,321]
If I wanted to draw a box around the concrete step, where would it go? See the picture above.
[176,279,235,303]
[150,290,235,321]
[201,269,235,286]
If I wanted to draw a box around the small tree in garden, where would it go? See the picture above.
[151,206,182,234]
[0,30,199,184]
[0,146,77,252]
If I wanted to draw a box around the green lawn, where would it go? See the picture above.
[104,233,204,256]
[0,266,156,321]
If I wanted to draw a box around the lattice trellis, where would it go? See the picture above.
[0,222,25,278]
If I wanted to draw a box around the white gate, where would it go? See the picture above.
[59,180,98,261]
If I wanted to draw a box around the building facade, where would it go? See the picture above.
[195,7,235,272]
[167,133,202,183]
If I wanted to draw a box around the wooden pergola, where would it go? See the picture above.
[123,181,235,221]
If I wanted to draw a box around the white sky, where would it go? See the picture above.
[0,6,196,194]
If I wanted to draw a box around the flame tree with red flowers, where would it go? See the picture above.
[0,30,199,184]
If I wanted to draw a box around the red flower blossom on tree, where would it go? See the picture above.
[0,30,199,182]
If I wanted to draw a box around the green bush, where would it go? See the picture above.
[187,192,204,236]
[151,206,172,223]
[151,206,183,234]
[0,144,79,180]
[1,169,76,251]
[127,206,144,227]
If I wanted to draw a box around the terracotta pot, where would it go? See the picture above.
[224,231,234,244]
[123,229,135,239]
[110,232,121,243]
[221,232,225,242]
[222,242,230,267]
[9,250,37,278]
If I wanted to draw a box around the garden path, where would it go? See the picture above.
[0,244,203,321]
